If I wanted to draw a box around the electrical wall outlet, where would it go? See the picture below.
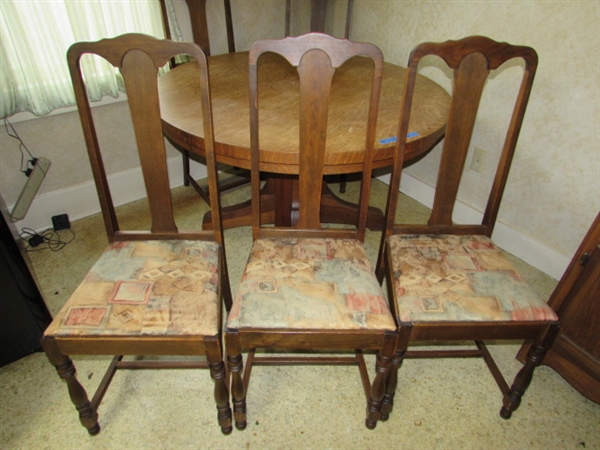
[470,147,487,173]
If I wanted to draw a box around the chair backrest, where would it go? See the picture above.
[159,0,235,56]
[285,0,353,38]
[248,32,383,241]
[383,35,538,238]
[67,33,224,246]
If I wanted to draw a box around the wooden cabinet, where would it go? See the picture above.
[519,213,600,403]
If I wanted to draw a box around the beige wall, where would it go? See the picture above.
[0,0,598,277]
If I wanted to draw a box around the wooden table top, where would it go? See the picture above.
[159,51,450,174]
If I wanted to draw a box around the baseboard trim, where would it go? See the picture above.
[378,172,568,280]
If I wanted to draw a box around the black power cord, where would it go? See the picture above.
[4,118,38,176]
[19,227,75,252]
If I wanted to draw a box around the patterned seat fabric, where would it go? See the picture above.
[45,240,220,337]
[388,234,558,324]
[227,238,395,330]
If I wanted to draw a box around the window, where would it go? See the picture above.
[0,0,168,119]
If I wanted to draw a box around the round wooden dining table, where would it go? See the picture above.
[159,51,450,230]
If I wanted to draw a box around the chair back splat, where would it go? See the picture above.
[376,35,559,424]
[41,33,232,435]
[249,32,382,241]
[226,33,397,431]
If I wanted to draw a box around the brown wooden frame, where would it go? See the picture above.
[41,33,232,435]
[226,33,397,431]
[376,35,560,421]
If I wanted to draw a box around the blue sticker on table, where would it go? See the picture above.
[379,136,397,145]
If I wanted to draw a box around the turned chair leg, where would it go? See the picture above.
[205,339,233,435]
[365,351,392,429]
[226,333,247,430]
[208,362,233,434]
[380,349,405,421]
[366,332,397,430]
[380,327,410,421]
[500,325,560,419]
[41,338,100,435]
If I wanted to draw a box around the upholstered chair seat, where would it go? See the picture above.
[45,240,221,338]
[228,237,395,331]
[387,235,558,324]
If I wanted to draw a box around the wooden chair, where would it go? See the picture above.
[41,33,233,435]
[225,33,397,431]
[159,0,247,203]
[376,36,560,422]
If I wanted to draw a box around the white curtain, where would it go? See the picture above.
[0,0,169,118]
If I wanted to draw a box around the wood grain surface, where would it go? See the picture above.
[159,51,450,174]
